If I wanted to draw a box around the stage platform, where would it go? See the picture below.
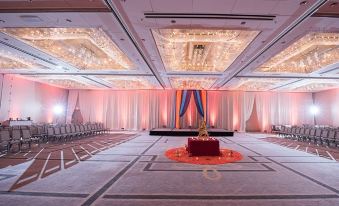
[149,128,234,137]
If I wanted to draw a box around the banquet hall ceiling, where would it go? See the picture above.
[0,0,338,92]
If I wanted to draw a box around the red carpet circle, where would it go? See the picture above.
[165,147,243,165]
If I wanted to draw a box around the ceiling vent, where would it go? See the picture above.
[144,13,275,21]
[19,15,43,23]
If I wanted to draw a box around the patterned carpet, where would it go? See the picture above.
[0,133,136,190]
[262,137,339,161]
[165,147,243,164]
[0,133,339,206]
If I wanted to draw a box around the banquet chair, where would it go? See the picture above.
[60,126,68,142]
[21,129,32,148]
[30,126,42,145]
[301,128,310,142]
[318,129,329,145]
[47,127,56,142]
[66,124,75,140]
[11,129,22,151]
[326,130,336,147]
[296,127,305,141]
[307,128,316,142]
[312,128,322,144]
[0,130,11,153]
[53,126,63,142]
[334,131,339,148]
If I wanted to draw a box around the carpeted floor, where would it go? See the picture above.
[0,133,136,191]
[0,132,339,206]
[262,136,339,161]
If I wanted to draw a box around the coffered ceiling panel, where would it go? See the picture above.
[228,78,290,91]
[25,75,96,89]
[255,32,339,74]
[1,27,135,71]
[0,0,338,92]
[97,75,160,89]
[284,79,339,92]
[169,77,217,89]
[152,28,259,73]
[0,50,49,70]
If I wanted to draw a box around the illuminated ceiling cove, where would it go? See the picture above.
[27,76,93,89]
[1,28,135,71]
[233,78,288,91]
[0,50,48,70]
[256,33,339,74]
[99,76,156,89]
[291,80,339,92]
[0,0,338,92]
[152,29,259,73]
[170,77,217,90]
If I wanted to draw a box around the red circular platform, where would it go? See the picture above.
[165,147,243,165]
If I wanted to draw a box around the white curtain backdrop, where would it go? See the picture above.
[65,89,316,131]
[240,92,255,132]
[0,74,68,124]
[314,88,339,126]
[67,90,176,130]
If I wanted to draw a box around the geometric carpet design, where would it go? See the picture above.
[0,133,136,191]
[1,133,339,206]
[262,137,339,161]
[165,147,243,164]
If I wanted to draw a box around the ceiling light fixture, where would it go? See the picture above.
[300,1,308,5]
[330,2,337,7]
[1,28,135,71]
[152,28,259,72]
[170,77,217,89]
[99,76,156,89]
[256,32,339,74]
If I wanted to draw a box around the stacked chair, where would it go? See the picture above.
[275,125,339,148]
[0,122,109,153]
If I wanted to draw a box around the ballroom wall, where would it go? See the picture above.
[2,75,333,131]
[67,89,314,131]
[314,88,339,126]
[0,74,68,124]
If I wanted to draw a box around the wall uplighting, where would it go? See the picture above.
[53,105,64,115]
[310,105,319,115]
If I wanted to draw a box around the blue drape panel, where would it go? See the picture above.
[193,90,204,117]
[179,90,204,117]
[179,90,192,117]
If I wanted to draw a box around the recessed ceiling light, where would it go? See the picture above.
[171,20,176,24]
[300,1,307,5]
[330,2,337,7]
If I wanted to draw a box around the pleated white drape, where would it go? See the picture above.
[240,92,255,132]
[0,74,68,124]
[66,89,315,131]
[67,90,176,130]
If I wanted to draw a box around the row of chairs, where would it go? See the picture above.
[0,123,109,153]
[275,125,339,147]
